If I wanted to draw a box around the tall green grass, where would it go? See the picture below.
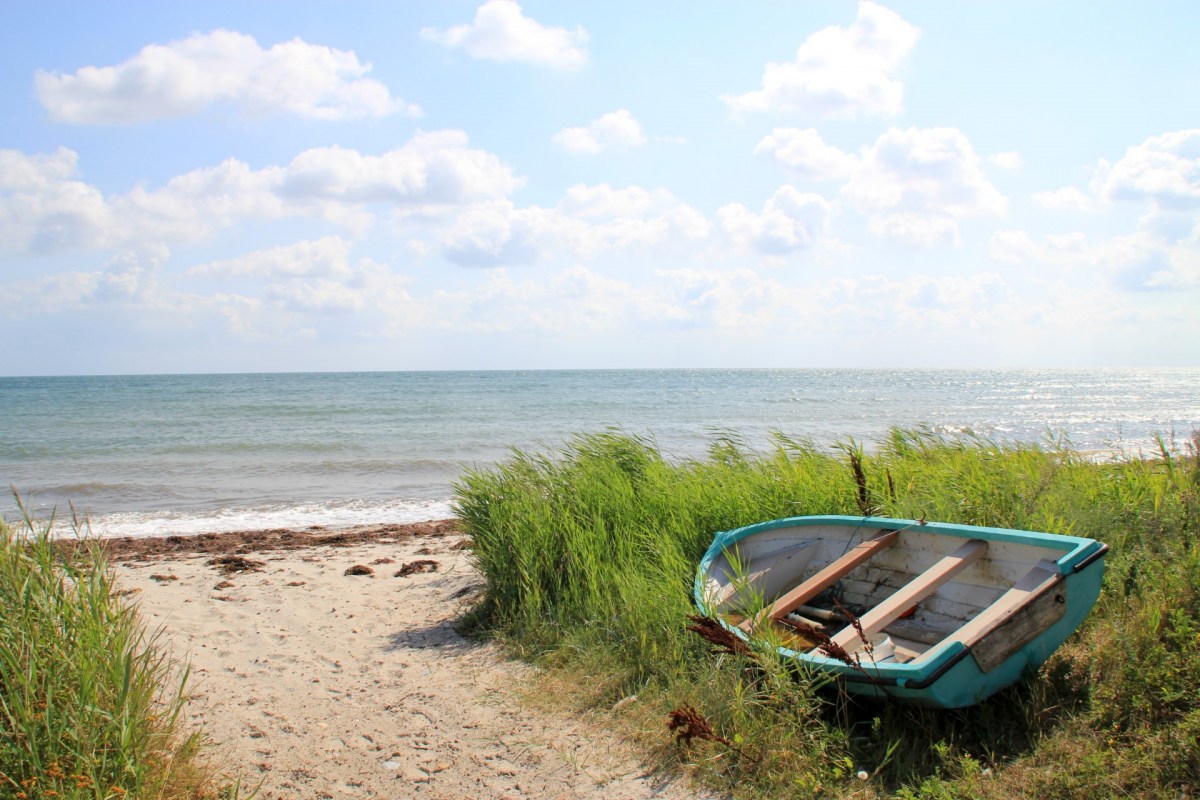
[454,427,1200,799]
[0,512,237,800]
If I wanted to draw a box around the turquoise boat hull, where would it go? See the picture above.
[694,515,1107,709]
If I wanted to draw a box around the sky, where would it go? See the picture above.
[2,0,1199,375]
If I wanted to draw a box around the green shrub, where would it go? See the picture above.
[454,427,1200,799]
[0,512,236,800]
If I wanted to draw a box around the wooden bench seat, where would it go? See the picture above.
[739,530,898,634]
[819,539,988,654]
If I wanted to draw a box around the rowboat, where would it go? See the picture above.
[693,515,1108,708]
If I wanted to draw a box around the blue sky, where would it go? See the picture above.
[2,1,1198,375]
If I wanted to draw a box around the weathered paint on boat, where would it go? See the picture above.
[694,515,1107,708]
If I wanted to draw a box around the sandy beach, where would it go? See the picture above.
[109,522,699,799]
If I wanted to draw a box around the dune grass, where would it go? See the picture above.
[453,427,1200,799]
[0,511,239,800]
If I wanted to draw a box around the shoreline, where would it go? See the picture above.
[43,497,459,541]
[97,518,461,560]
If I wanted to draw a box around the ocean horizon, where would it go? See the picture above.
[3,367,1198,539]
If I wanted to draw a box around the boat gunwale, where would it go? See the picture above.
[704,514,1099,568]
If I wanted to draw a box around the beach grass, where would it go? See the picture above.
[453,427,1200,799]
[0,510,240,800]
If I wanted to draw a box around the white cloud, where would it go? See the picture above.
[376,265,682,336]
[397,265,1030,341]
[843,127,1006,217]
[118,157,291,242]
[557,185,711,249]
[438,184,709,267]
[755,127,1006,246]
[228,255,418,325]
[832,273,1019,329]
[4,243,171,314]
[719,186,833,255]
[270,261,1046,344]
[842,127,1007,244]
[989,230,1088,267]
[1,133,523,255]
[1032,187,1101,212]
[558,183,661,218]
[190,236,354,278]
[656,267,788,329]
[987,151,1024,170]
[201,246,418,326]
[552,110,647,154]
[867,213,959,246]
[1138,207,1199,244]
[0,147,117,253]
[1095,129,1200,208]
[268,278,367,313]
[97,243,171,304]
[556,184,708,237]
[437,267,671,334]
[390,264,1138,356]
[438,201,550,267]
[4,143,720,276]
[1027,130,1200,216]
[35,29,418,124]
[989,228,1165,282]
[0,235,427,337]
[723,1,920,118]
[421,0,588,70]
[650,268,1023,334]
[5,270,106,314]
[754,128,857,180]
[989,227,1200,290]
[990,130,1200,291]
[274,132,523,205]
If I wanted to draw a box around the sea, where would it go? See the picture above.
[2,368,1198,539]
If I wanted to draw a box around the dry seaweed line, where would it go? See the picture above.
[206,555,265,575]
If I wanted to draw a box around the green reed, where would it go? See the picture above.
[454,427,1200,799]
[0,511,240,800]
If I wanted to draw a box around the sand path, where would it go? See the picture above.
[111,524,698,799]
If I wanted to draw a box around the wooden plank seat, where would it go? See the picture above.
[915,559,1061,660]
[739,530,898,634]
[818,539,988,654]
